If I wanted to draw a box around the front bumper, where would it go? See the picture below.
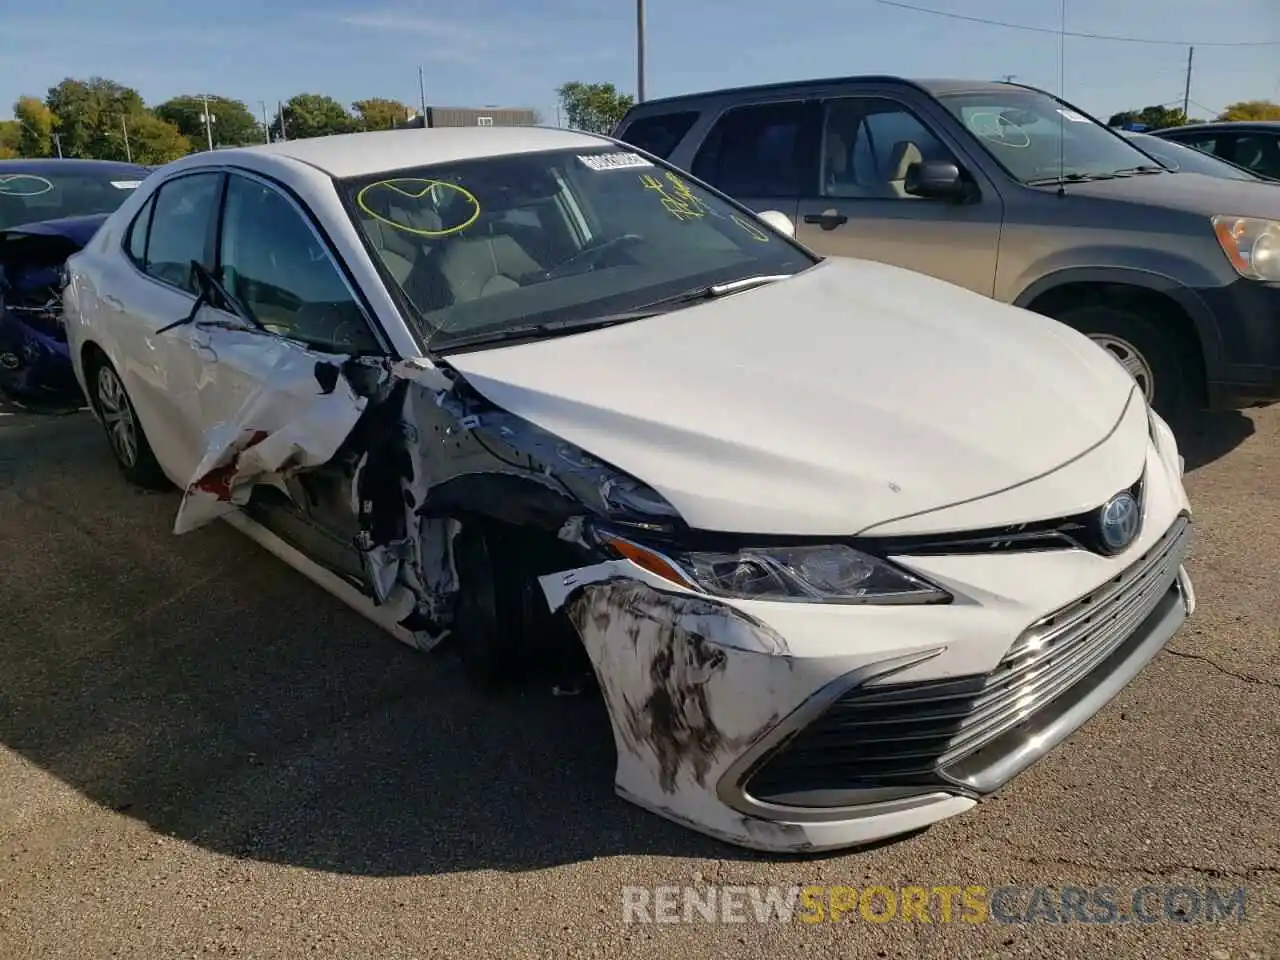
[0,309,79,399]
[1198,279,1280,407]
[545,446,1194,853]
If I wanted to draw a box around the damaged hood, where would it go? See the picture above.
[445,258,1139,536]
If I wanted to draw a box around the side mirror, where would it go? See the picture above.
[755,209,795,238]
[904,161,968,201]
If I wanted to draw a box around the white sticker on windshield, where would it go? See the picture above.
[111,180,142,189]
[1057,108,1089,123]
[578,152,653,171]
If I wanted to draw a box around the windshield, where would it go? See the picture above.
[936,89,1163,184]
[1125,133,1260,181]
[339,147,815,349]
[0,168,147,231]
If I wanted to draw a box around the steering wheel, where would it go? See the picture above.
[539,233,644,281]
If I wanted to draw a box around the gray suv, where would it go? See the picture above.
[614,78,1280,418]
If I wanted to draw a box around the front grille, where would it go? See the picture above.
[743,515,1192,804]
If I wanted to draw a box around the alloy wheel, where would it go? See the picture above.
[96,365,138,468]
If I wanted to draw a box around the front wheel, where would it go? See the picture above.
[1056,305,1190,419]
[90,357,168,489]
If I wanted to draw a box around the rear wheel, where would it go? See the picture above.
[88,355,168,489]
[1056,304,1190,419]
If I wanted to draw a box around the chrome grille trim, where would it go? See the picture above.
[742,514,1192,804]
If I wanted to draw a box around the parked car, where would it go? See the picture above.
[0,158,150,399]
[613,78,1280,417]
[64,127,1194,853]
[1119,130,1271,182]
[1153,121,1280,181]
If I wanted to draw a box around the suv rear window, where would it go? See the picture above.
[617,111,700,159]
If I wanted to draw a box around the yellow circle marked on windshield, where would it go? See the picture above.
[732,214,770,242]
[356,178,480,237]
[0,174,55,197]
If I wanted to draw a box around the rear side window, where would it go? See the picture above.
[1231,134,1280,178]
[1165,133,1222,157]
[142,173,222,293]
[617,111,700,159]
[691,102,814,198]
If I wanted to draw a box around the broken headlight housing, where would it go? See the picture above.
[600,533,952,605]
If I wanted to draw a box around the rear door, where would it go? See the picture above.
[795,93,1004,296]
[684,100,821,229]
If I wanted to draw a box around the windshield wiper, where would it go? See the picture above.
[1025,172,1119,186]
[1110,164,1166,176]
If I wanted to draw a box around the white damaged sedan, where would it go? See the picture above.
[62,126,1195,853]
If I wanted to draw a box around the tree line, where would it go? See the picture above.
[1107,100,1280,131]
[0,77,418,163]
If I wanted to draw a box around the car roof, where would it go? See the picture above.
[1159,121,1280,134]
[0,157,151,177]
[202,126,613,179]
[625,76,1040,112]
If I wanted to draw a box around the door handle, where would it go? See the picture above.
[101,294,124,309]
[803,210,849,230]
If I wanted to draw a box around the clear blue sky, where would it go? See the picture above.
[2,0,1277,125]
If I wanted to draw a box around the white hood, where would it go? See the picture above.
[445,258,1141,536]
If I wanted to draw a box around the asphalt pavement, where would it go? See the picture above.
[0,395,1276,959]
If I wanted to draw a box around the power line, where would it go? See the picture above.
[874,0,1280,47]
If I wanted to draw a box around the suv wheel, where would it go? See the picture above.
[1056,305,1189,419]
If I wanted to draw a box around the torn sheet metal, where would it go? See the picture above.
[174,353,368,535]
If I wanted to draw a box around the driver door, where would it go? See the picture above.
[795,95,1004,296]
[182,171,388,587]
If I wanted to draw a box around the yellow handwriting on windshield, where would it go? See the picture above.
[355,179,480,237]
[731,214,771,242]
[639,171,717,221]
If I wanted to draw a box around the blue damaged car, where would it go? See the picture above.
[0,158,151,400]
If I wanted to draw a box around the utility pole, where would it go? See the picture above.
[418,66,428,127]
[1001,74,1018,83]
[636,0,647,103]
[278,100,288,141]
[52,133,63,158]
[258,101,270,142]
[1182,46,1194,118]
[200,93,215,151]
[120,116,132,162]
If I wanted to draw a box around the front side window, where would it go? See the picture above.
[0,167,148,231]
[691,102,814,197]
[1231,134,1280,178]
[936,90,1161,184]
[822,98,955,199]
[1162,132,1223,156]
[217,174,380,353]
[340,147,816,350]
[143,173,222,292]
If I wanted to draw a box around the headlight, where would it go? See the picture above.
[601,534,951,605]
[1211,215,1280,282]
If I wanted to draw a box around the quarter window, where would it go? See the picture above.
[217,174,379,353]
[691,102,813,198]
[125,195,156,267]
[618,111,700,159]
[143,173,222,292]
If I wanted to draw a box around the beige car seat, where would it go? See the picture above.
[886,141,924,198]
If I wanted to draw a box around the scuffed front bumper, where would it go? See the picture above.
[542,445,1195,853]
[0,310,78,399]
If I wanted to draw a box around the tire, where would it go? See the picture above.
[87,355,169,489]
[1055,304,1191,419]
[451,520,552,691]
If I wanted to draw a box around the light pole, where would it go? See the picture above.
[636,0,647,103]
[258,101,270,142]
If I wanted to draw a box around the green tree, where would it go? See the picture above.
[555,81,634,134]
[352,97,412,131]
[0,121,19,159]
[154,95,262,149]
[129,113,192,164]
[13,96,57,157]
[1217,100,1280,122]
[1106,105,1188,131]
[271,94,356,140]
[44,77,146,159]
